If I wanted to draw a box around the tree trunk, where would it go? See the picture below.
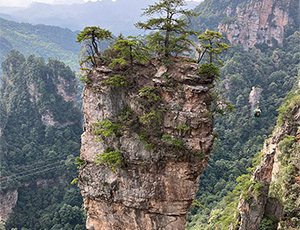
[130,45,133,68]
[165,30,170,57]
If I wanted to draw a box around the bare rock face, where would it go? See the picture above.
[0,189,18,221]
[236,98,300,230]
[219,0,300,50]
[237,139,277,230]
[78,58,215,230]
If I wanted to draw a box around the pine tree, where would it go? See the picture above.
[197,30,231,65]
[110,35,149,68]
[135,0,197,58]
[76,26,112,67]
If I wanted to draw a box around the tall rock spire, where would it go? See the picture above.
[78,57,216,229]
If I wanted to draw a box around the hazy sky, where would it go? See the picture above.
[0,0,203,7]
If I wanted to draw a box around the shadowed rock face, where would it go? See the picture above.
[78,57,215,230]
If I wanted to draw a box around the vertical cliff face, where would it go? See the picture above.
[236,89,300,230]
[78,57,215,230]
[219,0,300,50]
[0,189,17,221]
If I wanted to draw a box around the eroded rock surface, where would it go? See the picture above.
[78,58,215,230]
[219,0,300,50]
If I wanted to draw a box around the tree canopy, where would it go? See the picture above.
[76,26,112,66]
[135,0,198,58]
[197,30,231,64]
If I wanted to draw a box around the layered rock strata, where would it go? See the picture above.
[78,58,215,230]
[219,0,300,50]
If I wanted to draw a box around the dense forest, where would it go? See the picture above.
[0,51,85,229]
[186,0,300,228]
[0,0,299,229]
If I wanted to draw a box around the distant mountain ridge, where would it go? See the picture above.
[0,0,200,35]
[0,17,80,70]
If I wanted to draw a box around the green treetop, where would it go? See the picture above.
[135,0,198,58]
[110,35,150,68]
[76,26,112,66]
[197,30,231,65]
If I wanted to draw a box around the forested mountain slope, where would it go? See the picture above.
[0,0,199,35]
[186,0,300,229]
[0,0,298,229]
[0,17,80,70]
[190,0,251,31]
[0,51,85,229]
[234,86,300,229]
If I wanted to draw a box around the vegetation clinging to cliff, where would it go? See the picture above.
[187,27,300,230]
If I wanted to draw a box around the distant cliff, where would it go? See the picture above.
[219,0,300,50]
[78,57,215,229]
[236,84,300,229]
[0,50,84,229]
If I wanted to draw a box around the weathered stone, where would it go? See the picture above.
[219,0,299,50]
[0,189,18,221]
[265,197,283,219]
[78,57,215,229]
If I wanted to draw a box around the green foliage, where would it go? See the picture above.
[138,130,154,149]
[0,221,6,230]
[0,18,80,70]
[92,118,124,140]
[177,124,190,131]
[95,148,123,172]
[139,86,162,103]
[192,199,205,209]
[259,215,278,230]
[197,30,231,64]
[278,135,297,165]
[276,91,300,126]
[110,35,150,67]
[189,0,251,32]
[198,63,221,79]
[139,110,162,127]
[109,57,127,67]
[161,134,184,148]
[102,75,128,88]
[5,186,85,230]
[76,26,112,44]
[135,0,198,58]
[221,16,237,25]
[0,50,84,228]
[268,132,300,227]
[71,178,79,185]
[188,28,300,227]
[117,105,133,123]
[74,157,85,166]
[76,26,112,67]
[79,74,91,84]
[210,87,235,117]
